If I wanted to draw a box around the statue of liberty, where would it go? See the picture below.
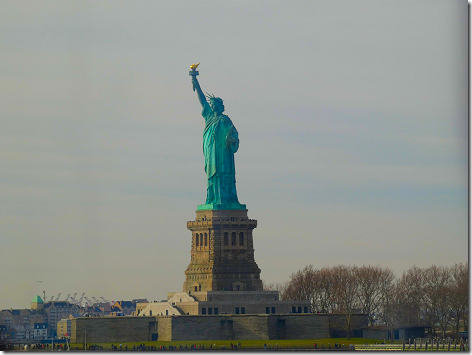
[189,64,245,210]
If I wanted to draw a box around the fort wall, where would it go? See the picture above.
[70,313,360,343]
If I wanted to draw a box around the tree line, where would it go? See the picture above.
[263,263,468,339]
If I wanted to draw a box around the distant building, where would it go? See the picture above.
[362,325,430,341]
[0,306,48,340]
[132,299,148,307]
[0,310,13,330]
[135,302,149,316]
[28,310,47,327]
[31,295,44,310]
[91,302,112,315]
[0,296,83,340]
[42,301,80,337]
[12,325,33,340]
[138,291,310,317]
[0,324,9,341]
[112,301,134,315]
[56,319,68,338]
[57,314,81,338]
[33,323,48,340]
[10,309,31,327]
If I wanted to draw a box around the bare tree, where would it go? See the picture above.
[422,265,451,338]
[355,265,395,326]
[312,267,335,313]
[331,265,361,339]
[395,266,425,326]
[277,262,468,341]
[281,265,337,314]
[449,263,468,339]
[280,265,317,309]
[378,279,403,343]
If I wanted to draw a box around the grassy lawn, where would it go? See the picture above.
[70,338,388,350]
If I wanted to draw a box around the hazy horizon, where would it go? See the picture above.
[1,0,468,310]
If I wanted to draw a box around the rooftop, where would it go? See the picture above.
[32,295,44,303]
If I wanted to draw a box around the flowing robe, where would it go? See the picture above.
[201,102,240,206]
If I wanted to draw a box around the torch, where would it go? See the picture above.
[189,63,200,91]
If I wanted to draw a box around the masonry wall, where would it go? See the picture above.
[281,314,330,339]
[156,317,172,341]
[71,313,356,343]
[170,316,227,341]
[231,316,270,340]
[71,317,155,343]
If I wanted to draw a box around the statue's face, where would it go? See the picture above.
[210,100,224,115]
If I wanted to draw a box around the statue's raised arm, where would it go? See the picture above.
[189,63,207,108]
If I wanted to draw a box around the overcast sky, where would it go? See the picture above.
[1,0,468,310]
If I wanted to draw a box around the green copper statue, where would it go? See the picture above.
[189,64,245,210]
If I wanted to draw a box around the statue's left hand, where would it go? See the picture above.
[226,127,236,143]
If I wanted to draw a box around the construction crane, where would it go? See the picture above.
[77,293,85,306]
[100,297,114,307]
[92,297,100,305]
[84,297,94,307]
[70,293,78,303]
[49,296,53,302]
[43,291,46,302]
[55,293,61,302]
[64,294,71,303]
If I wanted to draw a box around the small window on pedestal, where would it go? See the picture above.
[224,233,229,246]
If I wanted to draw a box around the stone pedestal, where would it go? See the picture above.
[184,209,263,293]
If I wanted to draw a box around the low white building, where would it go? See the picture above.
[138,291,310,317]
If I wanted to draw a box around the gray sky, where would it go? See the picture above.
[1,0,468,309]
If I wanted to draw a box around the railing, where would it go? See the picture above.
[354,341,468,351]
[354,344,404,351]
[187,220,257,229]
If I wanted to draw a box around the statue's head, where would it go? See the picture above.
[207,95,225,115]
